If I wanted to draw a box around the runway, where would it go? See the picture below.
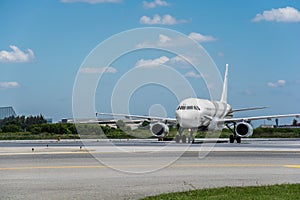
[0,139,299,200]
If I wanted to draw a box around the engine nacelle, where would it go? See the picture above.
[150,122,169,138]
[235,122,253,137]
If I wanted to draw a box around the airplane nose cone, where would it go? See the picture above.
[176,110,196,128]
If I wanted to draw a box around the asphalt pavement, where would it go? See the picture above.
[0,139,299,200]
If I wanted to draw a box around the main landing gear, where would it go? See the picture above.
[175,134,186,143]
[229,135,241,143]
[227,123,241,143]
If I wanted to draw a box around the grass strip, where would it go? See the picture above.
[141,184,300,200]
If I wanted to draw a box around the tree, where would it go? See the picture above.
[0,115,47,132]
[1,124,22,133]
[292,119,298,126]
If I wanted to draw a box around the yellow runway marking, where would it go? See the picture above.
[0,163,298,171]
[284,165,300,169]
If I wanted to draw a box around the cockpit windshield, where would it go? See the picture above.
[194,106,200,110]
[176,106,186,110]
[176,105,200,110]
[186,106,193,110]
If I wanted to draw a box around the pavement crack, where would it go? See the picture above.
[183,181,197,190]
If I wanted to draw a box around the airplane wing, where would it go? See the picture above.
[96,112,177,123]
[221,113,300,123]
[229,106,268,113]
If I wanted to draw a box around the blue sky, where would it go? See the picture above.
[1,0,300,124]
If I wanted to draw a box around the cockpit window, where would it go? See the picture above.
[177,106,186,110]
[194,106,200,110]
[186,106,193,110]
[177,105,200,110]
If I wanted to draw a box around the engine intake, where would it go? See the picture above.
[235,122,253,137]
[150,122,169,138]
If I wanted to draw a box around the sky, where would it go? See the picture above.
[1,0,300,125]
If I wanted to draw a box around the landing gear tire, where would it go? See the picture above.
[229,135,234,143]
[175,135,181,143]
[182,135,187,143]
[236,136,241,143]
[188,136,194,144]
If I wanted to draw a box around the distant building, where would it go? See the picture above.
[46,118,53,124]
[260,124,274,128]
[0,106,16,119]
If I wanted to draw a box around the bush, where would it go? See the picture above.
[1,124,22,133]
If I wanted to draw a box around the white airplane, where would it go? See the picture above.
[97,64,300,143]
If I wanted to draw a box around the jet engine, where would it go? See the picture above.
[150,122,169,138]
[235,122,253,137]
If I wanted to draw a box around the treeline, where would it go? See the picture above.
[0,115,78,137]
[0,115,46,132]
[0,115,137,139]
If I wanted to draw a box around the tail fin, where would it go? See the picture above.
[220,64,229,103]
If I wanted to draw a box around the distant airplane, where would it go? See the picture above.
[97,64,300,143]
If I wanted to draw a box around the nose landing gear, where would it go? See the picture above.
[175,128,194,143]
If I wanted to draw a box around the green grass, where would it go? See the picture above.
[253,128,300,138]
[141,184,300,200]
[0,132,80,140]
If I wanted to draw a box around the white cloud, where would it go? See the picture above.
[168,56,192,69]
[185,71,203,78]
[135,56,169,67]
[139,14,187,25]
[0,45,35,63]
[267,79,286,88]
[252,6,300,22]
[143,0,170,9]
[136,34,172,48]
[159,34,171,44]
[136,32,216,49]
[188,32,217,43]
[61,0,122,3]
[80,67,117,74]
[169,55,186,63]
[135,55,192,69]
[0,82,20,89]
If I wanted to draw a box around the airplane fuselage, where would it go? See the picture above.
[175,98,231,129]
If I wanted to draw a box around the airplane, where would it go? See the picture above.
[97,64,300,143]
